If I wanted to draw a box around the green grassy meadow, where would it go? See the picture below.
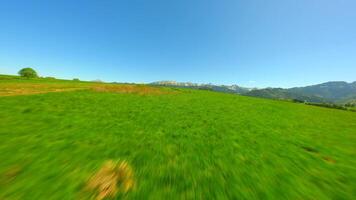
[0,76,355,199]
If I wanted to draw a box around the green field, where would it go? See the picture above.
[1,76,355,199]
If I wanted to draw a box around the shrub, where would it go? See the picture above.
[292,99,304,103]
[305,102,348,111]
[18,68,38,78]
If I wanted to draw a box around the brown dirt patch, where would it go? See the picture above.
[322,156,336,164]
[0,83,87,96]
[301,146,336,164]
[0,82,172,97]
[0,165,22,185]
[91,84,169,95]
[87,160,135,200]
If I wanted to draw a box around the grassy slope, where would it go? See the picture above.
[0,77,355,199]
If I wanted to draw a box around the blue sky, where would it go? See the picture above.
[0,0,355,88]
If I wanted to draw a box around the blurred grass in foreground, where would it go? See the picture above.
[0,75,355,199]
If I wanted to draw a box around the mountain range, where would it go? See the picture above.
[150,81,253,94]
[150,81,356,104]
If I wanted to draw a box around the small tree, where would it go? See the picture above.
[18,68,38,78]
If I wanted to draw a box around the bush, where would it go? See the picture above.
[345,102,356,107]
[305,102,348,111]
[292,99,304,103]
[73,78,80,81]
[18,68,38,78]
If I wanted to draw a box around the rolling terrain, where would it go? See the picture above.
[0,75,355,199]
[244,81,356,103]
[151,80,356,104]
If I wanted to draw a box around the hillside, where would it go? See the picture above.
[1,75,356,199]
[150,81,251,94]
[243,88,327,102]
[151,80,356,104]
[245,81,356,103]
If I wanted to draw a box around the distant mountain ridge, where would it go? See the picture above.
[245,81,356,103]
[151,80,356,104]
[150,81,252,94]
[287,81,356,102]
[244,88,327,103]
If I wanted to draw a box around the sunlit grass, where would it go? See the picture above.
[0,76,355,199]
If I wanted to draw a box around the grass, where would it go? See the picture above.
[0,75,355,199]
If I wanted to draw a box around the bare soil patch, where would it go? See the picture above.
[92,84,169,95]
[87,160,135,200]
[0,83,87,96]
[0,82,171,97]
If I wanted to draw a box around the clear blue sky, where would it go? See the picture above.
[0,0,355,88]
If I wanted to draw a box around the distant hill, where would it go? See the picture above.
[244,81,356,103]
[151,80,356,104]
[288,81,356,102]
[243,88,327,103]
[150,81,252,94]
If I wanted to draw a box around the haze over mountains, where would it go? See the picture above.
[151,81,356,104]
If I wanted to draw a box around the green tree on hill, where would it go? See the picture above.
[18,68,38,78]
